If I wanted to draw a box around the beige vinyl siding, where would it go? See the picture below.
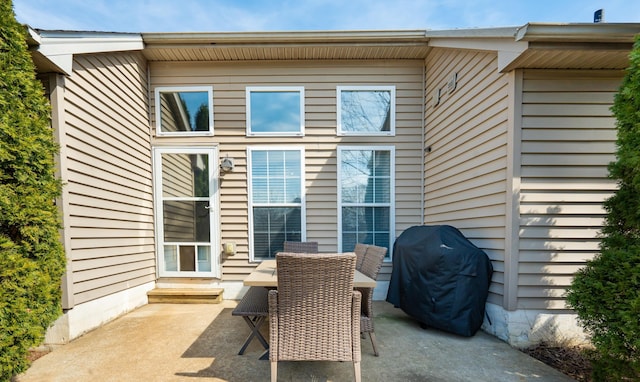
[150,60,425,282]
[518,69,621,310]
[63,52,153,305]
[423,49,510,306]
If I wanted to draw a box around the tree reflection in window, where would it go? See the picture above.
[339,148,392,256]
[338,86,395,135]
[155,87,213,135]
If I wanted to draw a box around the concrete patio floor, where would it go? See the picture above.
[16,300,574,382]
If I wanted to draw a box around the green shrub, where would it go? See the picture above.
[566,35,640,381]
[0,1,66,380]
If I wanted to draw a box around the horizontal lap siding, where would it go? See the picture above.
[518,69,621,310]
[150,60,425,282]
[65,52,153,304]
[424,49,509,306]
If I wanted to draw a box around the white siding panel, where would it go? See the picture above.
[518,69,623,310]
[64,52,152,305]
[150,60,425,281]
[424,49,509,306]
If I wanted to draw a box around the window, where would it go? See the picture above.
[155,86,213,136]
[337,86,395,136]
[338,146,394,257]
[248,147,305,260]
[246,87,305,136]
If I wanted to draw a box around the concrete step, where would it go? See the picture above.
[147,288,224,304]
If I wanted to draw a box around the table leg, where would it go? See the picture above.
[238,315,269,355]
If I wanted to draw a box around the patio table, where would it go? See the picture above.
[237,258,377,359]
[244,259,377,288]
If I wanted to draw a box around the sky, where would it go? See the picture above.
[12,0,640,33]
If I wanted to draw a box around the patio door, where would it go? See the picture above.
[153,147,220,278]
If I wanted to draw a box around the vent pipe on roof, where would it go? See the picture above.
[594,9,604,23]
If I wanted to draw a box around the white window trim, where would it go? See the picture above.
[152,146,221,278]
[247,146,307,262]
[337,85,396,136]
[155,86,214,137]
[337,145,395,260]
[246,86,305,137]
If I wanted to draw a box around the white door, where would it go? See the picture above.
[153,147,220,278]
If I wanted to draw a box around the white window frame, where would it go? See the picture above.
[337,85,396,136]
[247,146,307,261]
[246,86,305,137]
[337,145,395,259]
[155,86,214,136]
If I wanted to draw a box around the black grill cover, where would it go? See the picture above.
[386,225,493,337]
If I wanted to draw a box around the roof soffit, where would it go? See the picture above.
[141,30,431,61]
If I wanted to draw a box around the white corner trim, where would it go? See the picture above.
[38,36,144,56]
[33,32,144,75]
[498,49,527,72]
[40,53,74,75]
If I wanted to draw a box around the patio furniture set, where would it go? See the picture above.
[232,242,387,382]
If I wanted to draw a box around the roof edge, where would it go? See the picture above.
[141,30,429,45]
[516,22,640,43]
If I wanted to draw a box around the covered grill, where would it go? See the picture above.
[386,225,493,337]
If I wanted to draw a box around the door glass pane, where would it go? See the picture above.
[164,245,178,271]
[197,247,211,272]
[163,201,210,242]
[162,153,209,197]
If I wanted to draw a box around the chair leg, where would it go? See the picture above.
[369,332,379,356]
[354,360,361,382]
[271,361,277,382]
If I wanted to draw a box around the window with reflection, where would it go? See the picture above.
[155,86,213,135]
[248,148,305,260]
[337,86,395,136]
[338,146,394,257]
[246,87,304,136]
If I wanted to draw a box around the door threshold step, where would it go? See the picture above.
[147,288,224,304]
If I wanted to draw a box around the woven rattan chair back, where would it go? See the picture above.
[357,245,387,356]
[282,241,319,253]
[359,245,386,280]
[353,243,369,271]
[268,252,361,382]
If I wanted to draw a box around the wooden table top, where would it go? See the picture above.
[243,259,377,288]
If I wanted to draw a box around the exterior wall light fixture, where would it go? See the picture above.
[220,156,235,172]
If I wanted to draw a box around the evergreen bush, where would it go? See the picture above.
[0,1,66,380]
[566,35,640,381]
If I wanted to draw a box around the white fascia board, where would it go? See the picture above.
[34,31,143,75]
[428,38,529,72]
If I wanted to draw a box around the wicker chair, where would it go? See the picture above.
[357,245,387,356]
[353,243,369,271]
[268,252,362,382]
[283,241,319,253]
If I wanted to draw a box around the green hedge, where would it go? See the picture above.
[566,35,640,381]
[0,1,66,381]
